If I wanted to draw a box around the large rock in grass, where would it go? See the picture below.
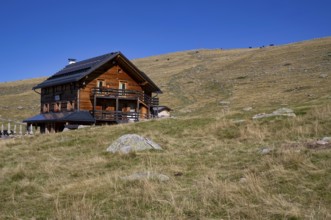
[107,134,162,154]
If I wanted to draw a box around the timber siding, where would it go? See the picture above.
[23,52,162,133]
[79,64,143,111]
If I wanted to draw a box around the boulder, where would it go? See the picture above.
[107,134,162,154]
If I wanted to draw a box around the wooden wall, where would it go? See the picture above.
[40,84,78,113]
[79,65,143,111]
[38,64,149,117]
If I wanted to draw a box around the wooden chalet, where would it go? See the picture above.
[24,52,162,133]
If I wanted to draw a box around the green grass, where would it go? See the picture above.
[1,37,331,219]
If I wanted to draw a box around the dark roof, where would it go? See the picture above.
[33,52,118,89]
[23,111,96,124]
[33,52,162,93]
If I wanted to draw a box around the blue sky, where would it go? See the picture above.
[0,0,330,82]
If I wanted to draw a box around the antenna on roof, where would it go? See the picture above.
[68,58,76,64]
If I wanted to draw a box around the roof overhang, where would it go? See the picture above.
[23,111,96,124]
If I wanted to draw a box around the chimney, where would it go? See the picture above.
[68,58,76,64]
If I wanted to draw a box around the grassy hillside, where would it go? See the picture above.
[134,37,331,116]
[0,78,44,123]
[0,37,331,219]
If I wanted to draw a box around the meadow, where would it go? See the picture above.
[0,37,331,219]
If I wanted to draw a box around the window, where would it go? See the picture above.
[53,102,61,112]
[43,103,49,113]
[97,80,104,88]
[119,81,126,96]
[119,81,126,90]
[67,101,75,111]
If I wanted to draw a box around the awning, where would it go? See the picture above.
[23,111,96,124]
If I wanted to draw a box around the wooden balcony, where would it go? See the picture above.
[93,110,148,123]
[91,87,159,106]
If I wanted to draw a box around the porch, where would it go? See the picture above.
[91,88,159,123]
[93,110,148,124]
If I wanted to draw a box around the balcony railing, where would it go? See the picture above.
[93,110,148,122]
[91,87,159,106]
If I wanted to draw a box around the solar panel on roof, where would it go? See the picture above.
[53,53,114,77]
[34,52,119,89]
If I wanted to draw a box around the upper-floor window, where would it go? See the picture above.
[97,80,104,88]
[67,101,75,111]
[119,81,127,96]
[119,81,126,90]
[43,103,49,113]
[52,102,61,112]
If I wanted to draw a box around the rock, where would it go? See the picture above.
[107,134,162,154]
[253,108,296,119]
[252,113,272,119]
[243,107,253,111]
[306,139,331,150]
[315,137,331,145]
[78,125,90,129]
[17,106,24,110]
[319,74,328,78]
[219,101,230,105]
[259,147,271,155]
[233,119,246,124]
[316,140,328,145]
[239,177,247,183]
[272,108,295,116]
[321,137,331,142]
[62,127,70,132]
[121,171,169,182]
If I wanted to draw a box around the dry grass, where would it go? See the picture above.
[1,37,331,219]
[1,106,331,219]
